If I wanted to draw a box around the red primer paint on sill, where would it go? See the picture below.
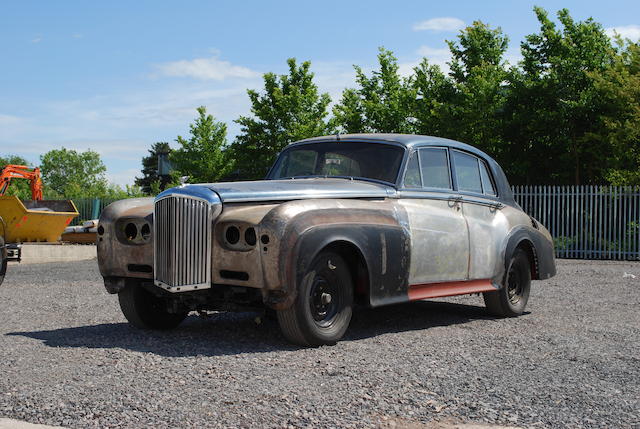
[408,279,495,300]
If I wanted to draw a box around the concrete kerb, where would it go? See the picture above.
[14,243,96,264]
[0,419,66,429]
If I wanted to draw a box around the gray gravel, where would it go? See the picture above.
[0,259,638,428]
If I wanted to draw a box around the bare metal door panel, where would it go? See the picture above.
[399,197,469,284]
[462,201,507,280]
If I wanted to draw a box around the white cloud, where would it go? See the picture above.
[413,17,465,32]
[31,36,42,43]
[416,46,451,60]
[310,61,359,105]
[605,25,640,41]
[0,114,22,125]
[107,168,141,188]
[156,54,260,81]
[398,45,452,76]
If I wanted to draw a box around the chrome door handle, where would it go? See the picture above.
[448,196,463,209]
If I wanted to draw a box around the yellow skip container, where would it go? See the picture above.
[0,196,79,243]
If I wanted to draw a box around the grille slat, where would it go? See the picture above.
[154,195,212,289]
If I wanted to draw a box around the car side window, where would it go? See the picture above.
[419,148,451,189]
[404,151,422,188]
[479,160,497,196]
[452,151,482,194]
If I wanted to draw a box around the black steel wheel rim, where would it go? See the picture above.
[507,264,523,305]
[309,275,339,327]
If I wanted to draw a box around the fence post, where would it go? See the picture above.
[91,198,101,220]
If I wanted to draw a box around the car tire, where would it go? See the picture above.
[483,247,531,317]
[277,251,354,347]
[0,236,7,287]
[118,282,187,330]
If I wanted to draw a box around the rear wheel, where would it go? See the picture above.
[118,282,187,330]
[277,251,353,347]
[484,248,531,317]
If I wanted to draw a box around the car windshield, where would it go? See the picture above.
[268,141,405,185]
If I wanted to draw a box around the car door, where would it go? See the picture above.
[450,150,506,280]
[398,147,469,284]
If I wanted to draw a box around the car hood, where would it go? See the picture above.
[186,178,395,203]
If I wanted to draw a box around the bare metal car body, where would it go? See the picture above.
[97,134,556,345]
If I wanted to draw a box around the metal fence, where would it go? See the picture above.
[512,186,640,261]
[70,198,117,226]
[69,187,640,261]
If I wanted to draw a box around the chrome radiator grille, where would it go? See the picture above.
[154,195,212,290]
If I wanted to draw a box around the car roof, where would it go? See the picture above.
[291,133,489,158]
[289,133,517,207]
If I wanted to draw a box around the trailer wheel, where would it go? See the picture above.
[0,236,7,287]
[118,282,187,330]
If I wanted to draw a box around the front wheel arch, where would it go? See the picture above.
[306,240,369,304]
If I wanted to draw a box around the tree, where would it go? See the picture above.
[411,21,510,161]
[169,106,233,183]
[446,22,510,158]
[39,148,109,198]
[506,7,614,184]
[0,155,33,200]
[332,48,416,134]
[411,59,454,138]
[135,142,172,194]
[590,41,640,185]
[447,21,509,83]
[232,58,331,179]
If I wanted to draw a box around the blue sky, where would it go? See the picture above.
[1,1,639,187]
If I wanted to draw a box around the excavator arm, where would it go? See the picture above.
[0,165,43,201]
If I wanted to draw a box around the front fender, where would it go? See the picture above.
[97,198,154,292]
[258,199,409,309]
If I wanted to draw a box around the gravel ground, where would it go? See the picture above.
[0,259,638,428]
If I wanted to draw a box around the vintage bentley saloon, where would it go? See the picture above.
[97,134,556,346]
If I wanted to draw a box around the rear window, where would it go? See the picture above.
[479,161,497,196]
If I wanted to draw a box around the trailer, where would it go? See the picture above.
[0,165,79,286]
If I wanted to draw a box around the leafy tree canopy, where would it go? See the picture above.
[135,142,172,194]
[170,106,233,183]
[39,148,111,199]
[507,7,614,184]
[232,58,331,179]
[333,48,416,134]
[590,41,640,185]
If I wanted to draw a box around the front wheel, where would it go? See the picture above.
[118,282,187,330]
[483,248,531,317]
[277,251,354,347]
[0,237,7,287]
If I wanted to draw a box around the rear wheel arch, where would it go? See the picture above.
[504,230,540,282]
[515,239,539,280]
